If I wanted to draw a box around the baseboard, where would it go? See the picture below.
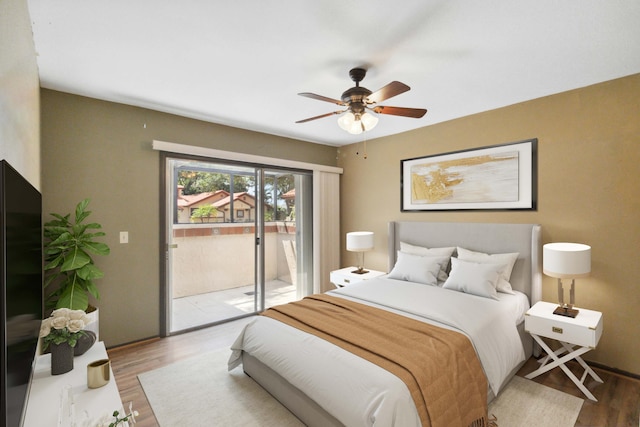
[106,336,161,352]
[588,361,640,381]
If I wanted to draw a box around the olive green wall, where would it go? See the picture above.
[40,89,338,347]
[338,74,640,375]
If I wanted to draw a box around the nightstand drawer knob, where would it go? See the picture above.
[552,326,563,334]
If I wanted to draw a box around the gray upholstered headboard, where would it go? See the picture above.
[388,222,542,305]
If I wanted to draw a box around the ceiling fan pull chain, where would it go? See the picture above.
[362,133,368,160]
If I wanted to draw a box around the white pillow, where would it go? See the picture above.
[388,252,445,286]
[442,258,501,300]
[456,247,519,294]
[399,242,455,282]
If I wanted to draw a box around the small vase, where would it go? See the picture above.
[50,342,74,375]
[74,330,97,356]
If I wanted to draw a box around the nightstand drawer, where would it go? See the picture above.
[329,267,386,287]
[330,271,365,287]
[525,305,603,348]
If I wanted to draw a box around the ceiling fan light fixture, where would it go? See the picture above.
[360,112,379,131]
[298,67,426,131]
[346,119,363,135]
[337,111,356,131]
[337,111,378,134]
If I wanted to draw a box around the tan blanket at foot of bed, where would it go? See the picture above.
[262,294,488,427]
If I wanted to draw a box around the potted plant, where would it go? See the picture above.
[39,308,94,374]
[43,199,110,333]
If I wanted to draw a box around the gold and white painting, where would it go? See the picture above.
[401,140,537,211]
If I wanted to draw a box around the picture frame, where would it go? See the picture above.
[401,139,537,211]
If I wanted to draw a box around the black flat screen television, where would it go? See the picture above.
[0,160,43,427]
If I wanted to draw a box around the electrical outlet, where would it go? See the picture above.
[120,231,129,244]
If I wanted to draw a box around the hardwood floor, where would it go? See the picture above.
[107,316,255,427]
[108,317,640,427]
[516,358,640,427]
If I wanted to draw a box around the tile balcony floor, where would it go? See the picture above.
[171,279,296,332]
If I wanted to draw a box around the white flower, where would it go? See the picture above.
[39,318,52,338]
[67,319,86,333]
[51,308,72,318]
[68,309,92,328]
[68,309,88,321]
[51,315,69,330]
[82,313,93,325]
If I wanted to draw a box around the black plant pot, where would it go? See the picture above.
[50,342,74,375]
[74,330,97,356]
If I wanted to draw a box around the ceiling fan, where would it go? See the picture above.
[296,67,427,134]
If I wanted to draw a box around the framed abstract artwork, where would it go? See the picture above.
[401,139,537,211]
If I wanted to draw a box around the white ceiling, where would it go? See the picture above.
[28,1,640,147]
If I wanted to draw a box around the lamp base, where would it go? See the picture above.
[351,267,369,275]
[553,305,579,318]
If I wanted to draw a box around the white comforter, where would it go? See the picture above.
[229,278,527,427]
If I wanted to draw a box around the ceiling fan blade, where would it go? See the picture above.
[295,111,343,123]
[367,81,410,104]
[298,92,346,106]
[372,105,427,118]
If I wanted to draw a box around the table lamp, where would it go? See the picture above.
[346,231,374,274]
[543,242,591,318]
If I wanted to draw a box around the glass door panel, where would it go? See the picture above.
[163,156,313,334]
[166,158,258,333]
[262,170,313,309]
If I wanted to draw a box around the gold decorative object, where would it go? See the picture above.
[87,359,111,388]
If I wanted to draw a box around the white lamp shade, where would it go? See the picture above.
[346,122,363,135]
[360,112,379,131]
[346,231,374,252]
[337,112,356,131]
[337,112,378,134]
[543,242,591,278]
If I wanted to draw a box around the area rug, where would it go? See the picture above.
[138,349,303,426]
[488,375,583,426]
[139,349,583,426]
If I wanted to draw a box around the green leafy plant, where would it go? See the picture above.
[90,403,138,427]
[108,406,138,427]
[44,198,110,311]
[190,204,219,223]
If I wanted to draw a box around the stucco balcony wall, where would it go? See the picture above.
[171,222,296,298]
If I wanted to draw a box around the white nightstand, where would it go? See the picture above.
[524,301,604,401]
[330,267,386,287]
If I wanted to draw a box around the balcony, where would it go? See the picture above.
[170,222,299,331]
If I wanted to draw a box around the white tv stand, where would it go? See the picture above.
[22,342,124,427]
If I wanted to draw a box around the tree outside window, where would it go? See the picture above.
[190,205,219,223]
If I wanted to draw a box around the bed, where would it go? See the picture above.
[229,221,542,426]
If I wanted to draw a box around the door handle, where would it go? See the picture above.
[167,244,178,249]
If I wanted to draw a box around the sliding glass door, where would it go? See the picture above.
[261,169,313,307]
[162,155,312,334]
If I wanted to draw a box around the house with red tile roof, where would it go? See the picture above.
[176,186,269,223]
[212,191,257,223]
[176,186,228,223]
